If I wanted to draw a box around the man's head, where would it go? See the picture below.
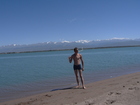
[74,47,78,53]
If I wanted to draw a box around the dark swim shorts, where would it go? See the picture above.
[73,64,82,70]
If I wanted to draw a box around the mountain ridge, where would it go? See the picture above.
[0,38,140,53]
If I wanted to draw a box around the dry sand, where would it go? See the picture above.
[1,72,140,105]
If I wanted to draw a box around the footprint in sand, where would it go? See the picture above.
[45,94,52,97]
[116,92,121,95]
[108,92,114,95]
[105,100,116,104]
[128,87,139,90]
[108,92,121,96]
[123,85,126,88]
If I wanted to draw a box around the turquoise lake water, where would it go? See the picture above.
[0,47,140,102]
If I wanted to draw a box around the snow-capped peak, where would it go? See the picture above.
[61,40,71,43]
[75,40,91,43]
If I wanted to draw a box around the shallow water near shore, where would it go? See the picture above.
[0,47,140,102]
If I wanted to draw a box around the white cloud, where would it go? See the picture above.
[111,37,130,40]
[94,38,131,42]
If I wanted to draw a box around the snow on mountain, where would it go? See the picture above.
[107,37,130,40]
[61,40,71,43]
[0,38,140,53]
[75,40,91,43]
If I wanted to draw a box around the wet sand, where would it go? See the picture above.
[1,72,140,105]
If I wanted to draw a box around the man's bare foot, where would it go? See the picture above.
[83,86,86,89]
[75,86,80,88]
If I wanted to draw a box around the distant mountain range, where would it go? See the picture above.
[1,38,140,53]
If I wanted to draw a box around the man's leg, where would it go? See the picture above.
[79,70,86,89]
[74,70,80,87]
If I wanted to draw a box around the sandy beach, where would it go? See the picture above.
[1,72,140,105]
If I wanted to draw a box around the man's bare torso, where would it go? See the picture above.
[71,53,82,65]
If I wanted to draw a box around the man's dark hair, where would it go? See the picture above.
[74,47,78,51]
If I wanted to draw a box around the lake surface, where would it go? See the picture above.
[0,47,140,102]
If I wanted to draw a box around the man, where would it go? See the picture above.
[68,47,86,89]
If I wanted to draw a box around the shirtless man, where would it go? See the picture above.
[68,47,86,89]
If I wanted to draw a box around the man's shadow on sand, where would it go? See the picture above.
[51,86,83,91]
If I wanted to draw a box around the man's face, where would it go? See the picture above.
[74,49,78,53]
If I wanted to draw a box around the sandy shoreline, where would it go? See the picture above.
[1,72,140,105]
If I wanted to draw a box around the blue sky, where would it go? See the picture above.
[0,0,140,46]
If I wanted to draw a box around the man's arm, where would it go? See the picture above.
[68,56,72,63]
[80,55,84,71]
